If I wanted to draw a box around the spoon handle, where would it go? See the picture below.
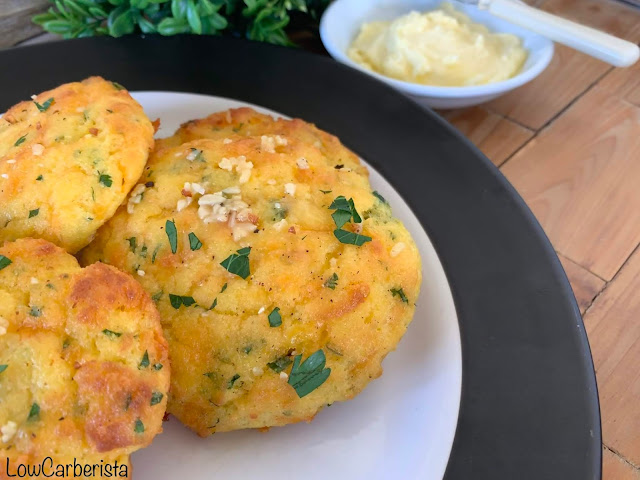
[488,0,639,67]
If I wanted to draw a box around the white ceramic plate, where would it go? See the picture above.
[130,92,462,480]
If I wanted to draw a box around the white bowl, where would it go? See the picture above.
[320,0,554,109]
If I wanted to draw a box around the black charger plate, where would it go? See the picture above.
[0,35,601,479]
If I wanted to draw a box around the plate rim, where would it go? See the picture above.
[0,35,601,480]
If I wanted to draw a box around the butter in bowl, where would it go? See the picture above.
[320,0,554,108]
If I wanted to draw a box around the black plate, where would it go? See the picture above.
[0,35,601,479]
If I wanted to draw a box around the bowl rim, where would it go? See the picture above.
[319,0,555,98]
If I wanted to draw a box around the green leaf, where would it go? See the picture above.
[103,329,122,338]
[152,245,161,263]
[150,392,164,406]
[288,350,331,398]
[108,7,135,37]
[138,16,157,33]
[153,363,163,370]
[169,294,196,309]
[28,403,41,421]
[14,134,27,147]
[28,208,39,218]
[333,229,371,246]
[188,232,202,251]
[36,175,43,181]
[98,173,112,187]
[0,256,12,272]
[29,306,42,317]
[198,0,216,16]
[267,355,292,373]
[227,373,240,389]
[331,209,351,229]
[186,0,202,33]
[157,17,190,35]
[220,283,228,293]
[134,418,145,433]
[151,291,163,303]
[171,0,188,19]
[165,219,178,253]
[220,247,251,279]
[209,298,217,310]
[324,272,338,290]
[348,198,362,224]
[328,196,349,211]
[268,307,281,327]
[0,365,7,374]
[111,81,126,90]
[127,236,137,253]
[139,350,150,369]
[34,97,54,112]
[390,287,409,304]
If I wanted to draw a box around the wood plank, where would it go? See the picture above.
[486,0,640,130]
[598,58,640,108]
[0,0,48,48]
[443,107,534,166]
[603,448,640,480]
[501,88,640,280]
[558,254,605,314]
[584,247,640,466]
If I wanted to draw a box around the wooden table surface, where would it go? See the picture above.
[442,0,640,477]
[4,0,640,477]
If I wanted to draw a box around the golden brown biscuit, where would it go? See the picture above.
[81,109,421,436]
[0,239,169,479]
[0,77,154,253]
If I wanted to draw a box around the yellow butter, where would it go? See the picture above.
[348,3,528,87]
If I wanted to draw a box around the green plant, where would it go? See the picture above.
[33,0,331,46]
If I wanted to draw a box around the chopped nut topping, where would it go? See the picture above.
[279,372,289,380]
[266,179,276,185]
[137,270,146,277]
[252,367,264,376]
[0,316,8,336]
[1,421,17,443]
[258,306,265,314]
[6,159,15,164]
[30,277,38,285]
[31,144,44,156]
[296,157,309,169]
[1,174,9,179]
[272,219,288,231]
[127,184,147,214]
[284,183,296,196]
[223,138,232,144]
[197,187,256,241]
[219,156,253,184]
[260,135,288,153]
[390,242,406,257]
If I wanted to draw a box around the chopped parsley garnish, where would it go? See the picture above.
[204,372,216,380]
[220,247,251,279]
[152,245,161,263]
[124,393,132,411]
[134,419,145,434]
[153,363,163,370]
[334,229,372,246]
[243,345,252,354]
[36,175,43,181]
[0,365,7,374]
[62,338,70,349]
[209,298,218,310]
[324,273,338,290]
[328,196,352,228]
[169,294,196,309]
[34,97,54,112]
[28,403,40,421]
[373,191,388,204]
[139,351,150,369]
[151,291,163,303]
[14,134,27,147]
[288,350,331,398]
[272,203,287,221]
[112,81,126,91]
[140,245,148,258]
[227,374,241,389]
[127,237,137,253]
[165,220,178,254]
[189,148,204,162]
[326,344,343,356]
[98,172,112,187]
[320,189,332,194]
[150,392,164,406]
[188,232,202,251]
[267,355,292,373]
[268,307,282,327]
[0,255,12,271]
[391,287,409,304]
[102,329,122,338]
[29,306,42,317]
[220,283,228,293]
